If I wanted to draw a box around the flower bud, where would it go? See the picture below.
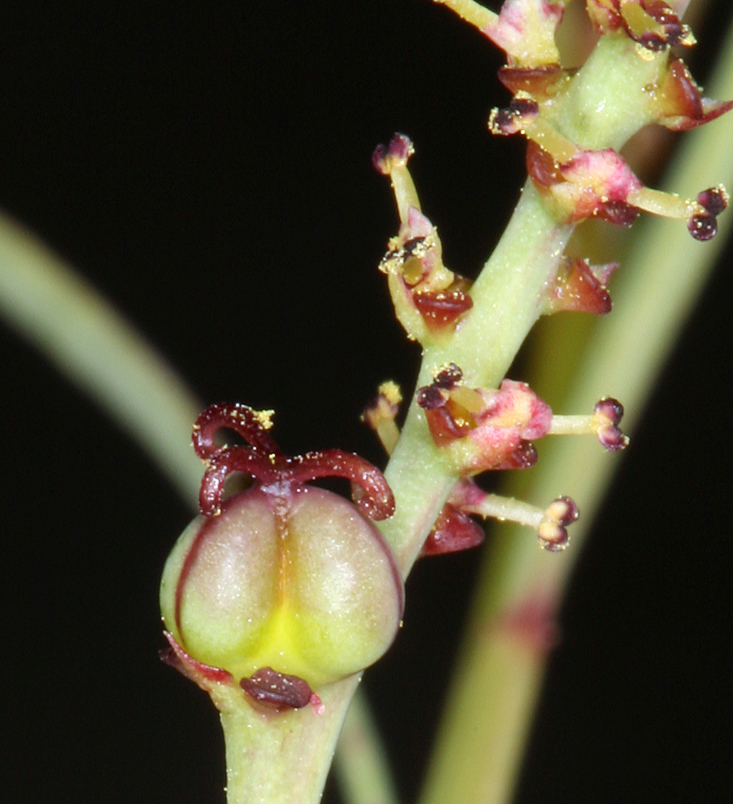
[161,484,403,690]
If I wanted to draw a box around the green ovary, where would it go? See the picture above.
[161,485,402,689]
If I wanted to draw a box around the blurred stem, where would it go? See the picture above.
[417,8,733,804]
[334,689,401,804]
[0,213,202,499]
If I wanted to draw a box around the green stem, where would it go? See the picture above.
[212,676,361,804]
[380,29,667,572]
[333,689,401,804]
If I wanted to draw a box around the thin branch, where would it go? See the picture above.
[334,688,402,804]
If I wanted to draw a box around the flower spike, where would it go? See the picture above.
[462,2,732,241]
[369,1,727,563]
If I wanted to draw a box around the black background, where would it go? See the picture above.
[1,2,731,802]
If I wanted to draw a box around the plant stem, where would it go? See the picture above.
[380,27,667,572]
[333,689,401,804]
[213,676,361,804]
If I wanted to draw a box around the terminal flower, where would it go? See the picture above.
[161,403,403,710]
